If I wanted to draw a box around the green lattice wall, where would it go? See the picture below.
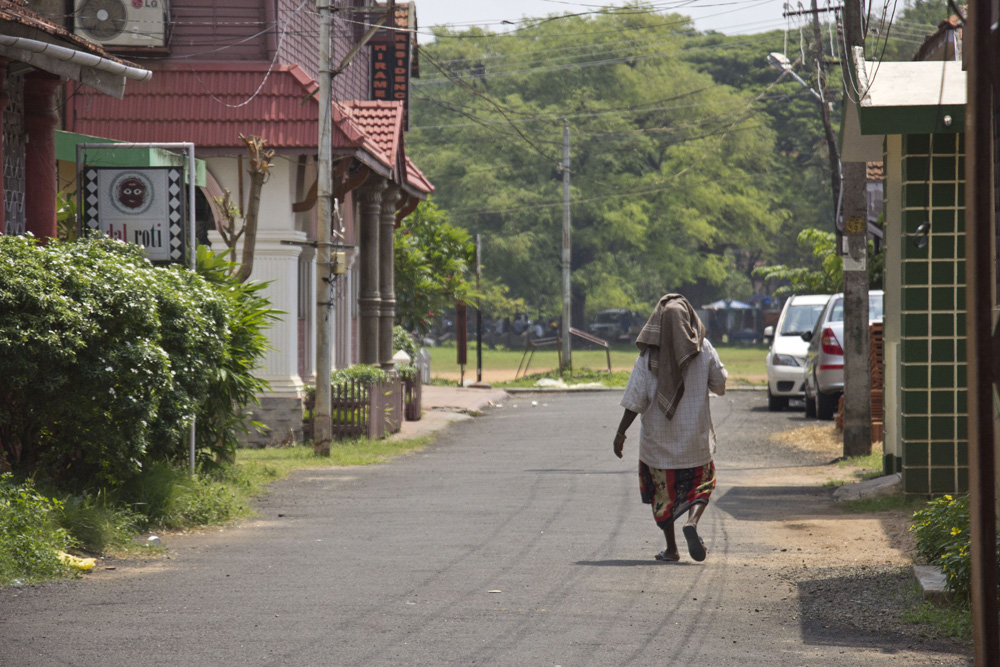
[898,133,968,494]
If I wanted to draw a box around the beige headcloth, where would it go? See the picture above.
[635,294,705,420]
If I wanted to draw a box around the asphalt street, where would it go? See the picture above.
[0,391,973,666]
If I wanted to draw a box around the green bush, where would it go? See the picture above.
[55,491,139,554]
[117,461,247,530]
[331,364,390,386]
[393,325,418,360]
[0,474,73,585]
[192,246,279,466]
[0,236,277,488]
[911,494,1000,603]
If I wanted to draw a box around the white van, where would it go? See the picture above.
[763,294,832,411]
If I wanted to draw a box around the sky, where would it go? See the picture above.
[414,0,799,38]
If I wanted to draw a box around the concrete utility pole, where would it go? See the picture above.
[313,0,334,457]
[561,120,572,372]
[838,0,871,457]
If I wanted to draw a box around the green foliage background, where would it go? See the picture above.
[911,494,1000,604]
[407,1,952,320]
[394,200,478,333]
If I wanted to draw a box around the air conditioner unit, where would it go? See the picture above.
[74,0,167,48]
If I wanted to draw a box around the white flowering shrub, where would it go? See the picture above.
[0,235,275,488]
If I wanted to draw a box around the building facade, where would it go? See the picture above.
[55,1,430,445]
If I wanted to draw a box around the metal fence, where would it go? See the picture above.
[305,377,406,441]
[400,367,422,421]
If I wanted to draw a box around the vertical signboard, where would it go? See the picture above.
[82,166,186,263]
[370,30,411,129]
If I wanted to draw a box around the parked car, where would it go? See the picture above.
[802,290,885,420]
[763,294,832,411]
[588,308,641,342]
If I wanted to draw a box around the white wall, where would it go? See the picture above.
[883,135,903,462]
[205,157,307,398]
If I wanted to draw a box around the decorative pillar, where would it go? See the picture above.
[357,178,386,365]
[379,185,401,369]
[23,72,60,242]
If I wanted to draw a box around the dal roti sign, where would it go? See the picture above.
[83,167,185,263]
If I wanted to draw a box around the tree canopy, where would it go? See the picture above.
[407,1,934,320]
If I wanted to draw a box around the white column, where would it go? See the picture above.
[207,228,307,397]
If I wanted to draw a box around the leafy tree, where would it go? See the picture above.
[754,226,883,296]
[409,5,824,320]
[875,0,952,62]
[394,200,478,334]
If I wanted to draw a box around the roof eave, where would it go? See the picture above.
[842,50,966,159]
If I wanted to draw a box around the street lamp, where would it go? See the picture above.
[767,52,823,102]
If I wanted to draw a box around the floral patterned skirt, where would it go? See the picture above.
[638,460,716,530]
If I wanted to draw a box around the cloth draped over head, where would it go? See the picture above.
[635,294,706,420]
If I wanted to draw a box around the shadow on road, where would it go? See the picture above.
[788,566,971,658]
[574,559,694,567]
[523,468,631,475]
[715,484,859,522]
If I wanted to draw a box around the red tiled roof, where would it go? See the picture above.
[405,156,433,195]
[67,63,320,148]
[333,100,404,176]
[67,62,431,193]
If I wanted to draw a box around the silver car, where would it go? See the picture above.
[763,294,832,411]
[802,290,884,419]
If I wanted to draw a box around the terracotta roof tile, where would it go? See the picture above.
[405,156,433,195]
[866,161,884,181]
[68,63,320,148]
[67,62,431,192]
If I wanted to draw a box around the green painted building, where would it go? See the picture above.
[844,57,968,494]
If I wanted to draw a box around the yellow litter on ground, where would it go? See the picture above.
[57,552,96,572]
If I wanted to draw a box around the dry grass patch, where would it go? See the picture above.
[770,423,842,455]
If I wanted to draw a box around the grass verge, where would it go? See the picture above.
[903,597,973,642]
[235,436,433,478]
[427,341,767,384]
[839,493,929,514]
[1,435,432,587]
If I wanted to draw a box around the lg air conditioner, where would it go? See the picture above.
[74,0,167,48]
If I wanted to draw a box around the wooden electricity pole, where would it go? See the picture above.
[964,0,1000,662]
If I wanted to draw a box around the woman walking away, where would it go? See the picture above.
[612,294,727,563]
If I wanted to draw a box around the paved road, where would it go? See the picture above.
[0,391,971,666]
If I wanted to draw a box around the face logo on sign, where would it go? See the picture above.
[117,178,147,209]
[109,172,155,215]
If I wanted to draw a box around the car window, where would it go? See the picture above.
[780,304,827,335]
[824,295,882,324]
[869,293,884,322]
[828,298,844,323]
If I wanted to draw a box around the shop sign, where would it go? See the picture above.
[82,166,185,263]
[371,30,411,129]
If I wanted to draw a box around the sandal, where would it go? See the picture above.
[683,524,707,562]
[655,549,680,562]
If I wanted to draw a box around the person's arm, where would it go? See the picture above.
[613,409,638,458]
[705,340,728,396]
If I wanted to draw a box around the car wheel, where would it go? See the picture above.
[817,391,839,420]
[804,391,817,418]
[767,389,788,412]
